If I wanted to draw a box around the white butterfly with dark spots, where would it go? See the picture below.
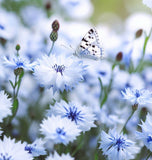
[75,28,104,60]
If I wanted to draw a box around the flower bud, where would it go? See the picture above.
[132,103,138,111]
[14,67,23,76]
[116,51,123,61]
[135,29,143,38]
[49,31,58,42]
[52,20,60,32]
[45,2,51,10]
[15,44,20,51]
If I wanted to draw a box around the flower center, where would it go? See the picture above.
[115,137,125,152]
[25,145,34,153]
[147,136,152,143]
[56,127,66,136]
[135,90,140,98]
[63,106,84,124]
[52,64,65,75]
[0,25,4,30]
[0,153,13,160]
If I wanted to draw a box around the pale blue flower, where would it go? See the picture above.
[136,113,152,151]
[143,0,152,9]
[0,136,32,160]
[0,90,12,122]
[34,54,86,93]
[40,115,81,145]
[48,100,96,132]
[25,138,46,157]
[99,130,139,160]
[121,88,152,105]
[3,56,36,71]
[46,151,74,160]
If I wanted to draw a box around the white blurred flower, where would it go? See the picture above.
[0,136,32,160]
[0,9,19,40]
[121,88,152,105]
[0,90,12,122]
[48,100,96,132]
[46,151,74,160]
[40,115,81,145]
[34,54,85,93]
[58,0,93,19]
[25,138,46,157]
[143,0,152,9]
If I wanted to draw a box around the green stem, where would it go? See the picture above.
[120,109,136,134]
[146,150,151,160]
[48,41,55,56]
[135,28,152,72]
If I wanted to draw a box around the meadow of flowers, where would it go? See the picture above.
[0,0,152,159]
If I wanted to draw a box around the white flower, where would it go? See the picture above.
[136,113,152,151]
[0,136,32,160]
[121,88,152,105]
[25,138,46,157]
[40,115,81,145]
[48,100,96,132]
[46,151,74,160]
[143,0,152,9]
[3,56,36,71]
[99,130,139,160]
[34,54,85,93]
[0,90,12,122]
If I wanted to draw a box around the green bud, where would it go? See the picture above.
[15,44,20,51]
[52,20,60,32]
[50,31,58,42]
[14,68,23,76]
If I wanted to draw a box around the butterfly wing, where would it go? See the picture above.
[76,28,104,60]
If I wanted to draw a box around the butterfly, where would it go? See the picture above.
[75,28,104,60]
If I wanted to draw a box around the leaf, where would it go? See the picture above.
[12,98,19,116]
[9,80,14,88]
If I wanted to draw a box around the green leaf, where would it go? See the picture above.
[9,80,14,88]
[12,98,19,116]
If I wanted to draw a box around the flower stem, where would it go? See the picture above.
[48,41,55,56]
[135,28,152,72]
[120,104,138,134]
[146,150,151,160]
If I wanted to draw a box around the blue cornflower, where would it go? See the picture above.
[25,139,46,157]
[136,113,152,151]
[121,88,152,105]
[48,100,96,132]
[33,54,86,93]
[99,130,139,160]
[0,136,32,160]
[3,56,36,71]
[40,115,81,145]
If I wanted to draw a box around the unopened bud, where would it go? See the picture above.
[116,51,123,61]
[132,103,138,111]
[135,29,143,38]
[14,67,23,76]
[52,20,60,32]
[50,31,58,42]
[45,2,51,10]
[15,44,20,51]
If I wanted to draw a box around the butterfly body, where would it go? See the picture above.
[75,28,104,60]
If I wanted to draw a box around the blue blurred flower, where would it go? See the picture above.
[0,136,32,160]
[25,138,46,157]
[3,55,36,71]
[40,115,81,145]
[136,113,152,151]
[121,88,152,105]
[48,100,96,132]
[0,90,12,122]
[46,151,74,160]
[99,130,139,160]
[34,54,86,93]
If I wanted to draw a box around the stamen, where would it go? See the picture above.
[52,64,65,75]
